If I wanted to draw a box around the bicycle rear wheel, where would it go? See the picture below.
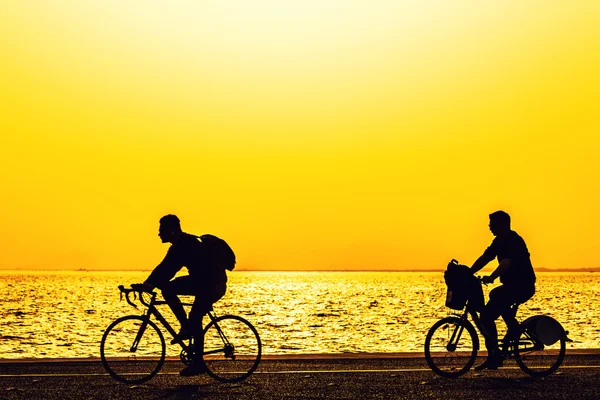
[424,316,478,378]
[515,330,565,377]
[202,315,261,383]
[100,315,166,384]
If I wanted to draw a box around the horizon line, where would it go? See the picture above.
[0,267,599,273]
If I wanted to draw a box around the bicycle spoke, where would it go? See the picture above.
[101,316,165,384]
[202,315,261,383]
[425,317,477,378]
[515,331,565,377]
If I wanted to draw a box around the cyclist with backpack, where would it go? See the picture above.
[137,214,235,376]
[470,211,536,371]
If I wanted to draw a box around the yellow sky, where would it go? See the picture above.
[1,1,598,271]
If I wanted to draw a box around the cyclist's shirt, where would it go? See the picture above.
[145,233,227,289]
[483,230,536,286]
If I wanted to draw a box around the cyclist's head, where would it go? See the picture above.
[488,210,511,236]
[158,214,182,243]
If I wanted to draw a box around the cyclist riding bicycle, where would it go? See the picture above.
[137,214,228,376]
[469,211,536,371]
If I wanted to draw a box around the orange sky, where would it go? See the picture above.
[1,1,599,271]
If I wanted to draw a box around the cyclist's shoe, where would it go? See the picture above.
[171,328,192,345]
[180,362,207,377]
[474,356,503,371]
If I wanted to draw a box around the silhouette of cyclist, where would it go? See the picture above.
[138,214,227,376]
[470,211,536,370]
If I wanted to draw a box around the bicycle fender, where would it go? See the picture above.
[522,315,568,345]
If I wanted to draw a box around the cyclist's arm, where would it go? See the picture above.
[144,247,182,288]
[470,247,495,274]
[488,258,511,281]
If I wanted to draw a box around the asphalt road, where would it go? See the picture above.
[1,354,599,400]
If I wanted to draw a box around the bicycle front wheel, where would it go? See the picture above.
[202,315,261,383]
[515,331,565,377]
[424,317,478,378]
[100,315,166,384]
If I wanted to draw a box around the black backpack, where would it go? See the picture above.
[197,234,236,271]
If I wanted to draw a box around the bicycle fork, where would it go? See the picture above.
[130,315,151,353]
[448,321,466,352]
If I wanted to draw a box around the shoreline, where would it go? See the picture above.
[2,348,600,363]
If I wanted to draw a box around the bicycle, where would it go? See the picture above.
[100,284,261,384]
[424,278,572,378]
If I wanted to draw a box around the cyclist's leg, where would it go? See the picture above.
[159,276,195,329]
[481,286,513,356]
[502,285,535,342]
[500,303,519,352]
[179,293,211,376]
[189,282,227,359]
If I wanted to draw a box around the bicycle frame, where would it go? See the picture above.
[145,296,191,352]
[450,300,544,358]
[124,288,226,356]
[104,285,262,385]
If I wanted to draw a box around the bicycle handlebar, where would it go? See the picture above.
[118,284,156,308]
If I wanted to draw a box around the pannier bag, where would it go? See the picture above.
[444,259,484,312]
